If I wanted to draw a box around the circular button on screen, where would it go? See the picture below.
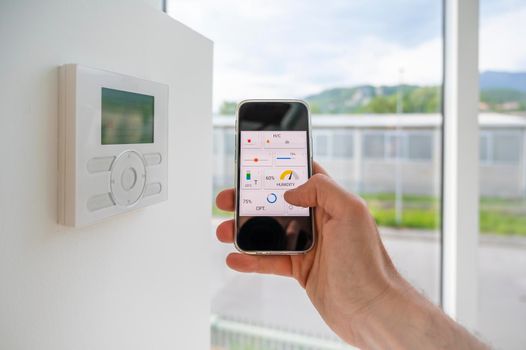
[121,167,137,191]
[266,193,278,204]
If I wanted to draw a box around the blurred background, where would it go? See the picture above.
[167,1,525,349]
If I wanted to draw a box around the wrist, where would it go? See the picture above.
[348,276,486,350]
[348,275,417,349]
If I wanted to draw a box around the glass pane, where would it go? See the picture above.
[333,132,353,158]
[478,1,526,348]
[493,130,521,163]
[480,132,490,162]
[223,131,234,155]
[169,0,443,347]
[364,133,385,159]
[313,133,329,158]
[213,129,221,155]
[408,132,433,160]
[385,134,400,159]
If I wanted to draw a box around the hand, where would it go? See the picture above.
[216,162,399,345]
[216,162,488,349]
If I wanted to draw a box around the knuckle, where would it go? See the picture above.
[310,173,328,185]
[350,195,370,216]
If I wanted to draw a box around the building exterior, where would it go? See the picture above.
[214,113,526,198]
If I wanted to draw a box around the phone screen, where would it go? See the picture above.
[236,101,314,253]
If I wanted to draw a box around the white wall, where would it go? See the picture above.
[141,0,165,11]
[0,1,213,349]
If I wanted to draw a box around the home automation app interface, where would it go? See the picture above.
[239,131,309,216]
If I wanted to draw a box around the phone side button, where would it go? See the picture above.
[234,134,238,162]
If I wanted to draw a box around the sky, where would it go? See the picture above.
[168,0,526,111]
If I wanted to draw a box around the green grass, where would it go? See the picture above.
[480,210,526,235]
[365,193,526,236]
[212,192,526,236]
[362,193,440,230]
[370,208,440,229]
[212,205,234,218]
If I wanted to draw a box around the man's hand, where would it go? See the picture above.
[216,162,488,349]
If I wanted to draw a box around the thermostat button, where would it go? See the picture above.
[143,182,162,197]
[87,156,115,173]
[144,153,162,166]
[110,151,147,206]
[87,193,115,212]
[121,167,137,191]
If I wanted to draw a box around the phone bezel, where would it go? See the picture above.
[234,99,315,255]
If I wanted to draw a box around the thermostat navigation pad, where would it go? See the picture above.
[58,64,169,227]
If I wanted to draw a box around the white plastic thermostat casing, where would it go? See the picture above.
[58,64,169,227]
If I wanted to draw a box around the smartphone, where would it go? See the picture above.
[234,99,315,254]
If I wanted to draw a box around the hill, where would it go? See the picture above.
[480,71,526,92]
[218,71,526,114]
[304,71,526,114]
[305,85,440,114]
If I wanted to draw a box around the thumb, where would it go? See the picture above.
[284,174,352,217]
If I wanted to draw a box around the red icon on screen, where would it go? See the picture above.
[247,139,251,143]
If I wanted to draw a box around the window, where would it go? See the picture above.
[479,131,491,163]
[223,131,235,156]
[408,132,433,160]
[332,131,353,158]
[480,129,522,164]
[363,133,385,159]
[492,130,521,163]
[213,129,222,155]
[169,0,443,347]
[478,1,526,348]
[385,134,401,159]
[363,132,433,161]
[313,132,330,158]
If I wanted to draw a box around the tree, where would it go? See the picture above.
[362,95,397,113]
[219,101,237,115]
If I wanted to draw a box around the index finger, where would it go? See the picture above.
[313,161,328,176]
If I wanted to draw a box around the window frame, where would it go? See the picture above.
[442,0,479,330]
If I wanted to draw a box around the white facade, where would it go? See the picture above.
[0,1,212,349]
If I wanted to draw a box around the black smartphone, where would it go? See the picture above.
[234,100,315,254]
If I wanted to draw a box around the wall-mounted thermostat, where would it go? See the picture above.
[58,64,169,227]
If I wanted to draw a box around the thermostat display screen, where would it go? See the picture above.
[101,88,154,144]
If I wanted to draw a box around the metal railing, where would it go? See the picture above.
[211,314,355,350]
